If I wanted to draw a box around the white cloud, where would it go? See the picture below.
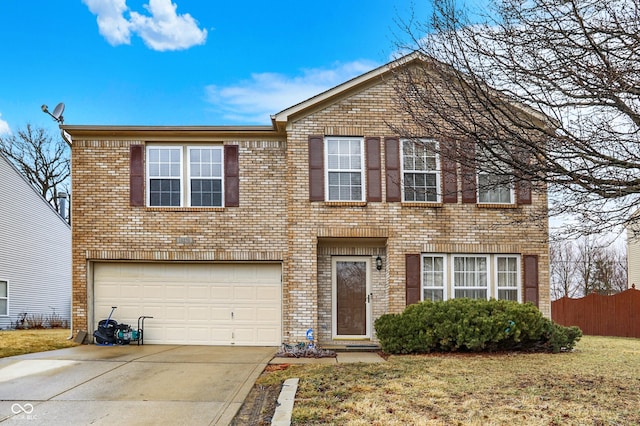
[205,60,379,123]
[83,0,131,45]
[82,0,207,51]
[0,113,10,136]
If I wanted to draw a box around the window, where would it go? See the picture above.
[188,147,223,207]
[326,137,364,201]
[477,173,513,204]
[147,146,224,207]
[422,255,446,301]
[496,256,519,301]
[402,139,440,202]
[453,256,489,299]
[421,254,522,302]
[0,281,7,316]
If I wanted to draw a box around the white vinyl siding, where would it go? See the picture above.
[0,154,71,329]
[421,254,522,302]
[325,137,365,201]
[402,139,440,202]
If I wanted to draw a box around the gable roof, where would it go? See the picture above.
[270,52,424,131]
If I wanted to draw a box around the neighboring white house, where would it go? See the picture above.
[0,152,71,329]
[628,212,640,289]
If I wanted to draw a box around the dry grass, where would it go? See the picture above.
[258,336,640,425]
[0,329,79,358]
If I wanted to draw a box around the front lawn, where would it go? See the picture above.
[0,329,79,358]
[258,336,640,425]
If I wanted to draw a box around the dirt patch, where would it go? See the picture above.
[231,382,282,425]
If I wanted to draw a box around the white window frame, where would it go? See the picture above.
[147,145,226,208]
[452,255,491,300]
[421,254,523,302]
[495,255,521,302]
[187,146,224,207]
[0,280,8,316]
[147,146,184,207]
[421,254,448,301]
[401,139,441,203]
[477,172,514,204]
[325,137,365,202]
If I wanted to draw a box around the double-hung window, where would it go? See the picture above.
[477,173,514,204]
[496,256,519,301]
[147,146,224,207]
[453,255,489,299]
[421,254,521,302]
[0,281,7,316]
[326,137,364,201]
[148,147,182,207]
[422,255,446,301]
[402,139,440,202]
[188,147,223,207]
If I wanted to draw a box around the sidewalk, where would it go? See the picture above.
[269,351,386,364]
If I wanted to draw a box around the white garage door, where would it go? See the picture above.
[93,262,282,346]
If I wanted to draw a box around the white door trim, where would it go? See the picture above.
[331,256,371,340]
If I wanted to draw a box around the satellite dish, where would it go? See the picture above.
[52,103,65,122]
[41,102,65,124]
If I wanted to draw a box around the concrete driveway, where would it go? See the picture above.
[0,344,276,425]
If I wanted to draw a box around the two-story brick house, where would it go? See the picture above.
[63,53,549,346]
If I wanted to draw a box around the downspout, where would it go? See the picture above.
[60,127,73,340]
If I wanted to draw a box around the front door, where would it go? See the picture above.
[332,256,371,339]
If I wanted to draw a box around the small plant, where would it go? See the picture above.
[46,312,66,328]
[375,299,582,354]
[13,312,28,329]
[27,314,46,329]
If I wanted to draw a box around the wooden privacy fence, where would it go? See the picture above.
[552,287,640,338]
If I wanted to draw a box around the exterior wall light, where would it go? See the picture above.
[376,256,383,271]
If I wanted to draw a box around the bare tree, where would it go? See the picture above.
[0,124,70,212]
[392,0,640,236]
[550,240,580,300]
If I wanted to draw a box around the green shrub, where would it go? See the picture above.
[374,299,582,354]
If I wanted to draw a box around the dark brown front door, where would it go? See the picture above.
[335,259,369,337]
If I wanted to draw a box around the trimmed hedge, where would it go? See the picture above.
[374,299,581,354]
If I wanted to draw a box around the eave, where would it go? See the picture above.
[60,124,284,144]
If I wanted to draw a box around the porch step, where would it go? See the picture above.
[323,344,381,352]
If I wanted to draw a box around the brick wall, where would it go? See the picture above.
[70,73,549,344]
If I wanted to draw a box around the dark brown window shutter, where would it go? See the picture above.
[460,140,477,204]
[224,145,239,207]
[130,144,144,207]
[366,137,382,202]
[406,254,421,306]
[523,255,539,307]
[516,180,532,205]
[308,135,324,201]
[440,139,458,203]
[385,137,401,202]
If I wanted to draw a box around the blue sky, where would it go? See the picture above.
[0,0,438,135]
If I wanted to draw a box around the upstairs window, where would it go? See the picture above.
[402,139,440,202]
[325,137,364,201]
[148,147,182,207]
[188,147,223,207]
[147,146,224,207]
[477,173,514,204]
